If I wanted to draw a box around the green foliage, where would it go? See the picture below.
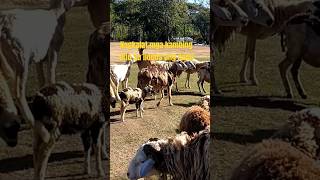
[111,0,209,42]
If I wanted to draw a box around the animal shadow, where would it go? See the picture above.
[212,129,277,145]
[0,151,83,173]
[212,95,311,112]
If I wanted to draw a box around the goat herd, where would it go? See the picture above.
[1,0,320,179]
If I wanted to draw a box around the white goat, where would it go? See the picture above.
[197,62,210,94]
[0,0,78,126]
[110,56,134,100]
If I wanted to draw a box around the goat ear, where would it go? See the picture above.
[143,144,162,165]
[139,159,155,177]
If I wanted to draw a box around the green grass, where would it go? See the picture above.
[211,34,320,179]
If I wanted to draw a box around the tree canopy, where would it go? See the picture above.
[111,0,209,43]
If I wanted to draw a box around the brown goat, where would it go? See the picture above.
[179,106,210,135]
[137,64,174,107]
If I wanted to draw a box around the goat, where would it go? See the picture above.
[137,64,174,107]
[127,129,210,180]
[178,105,210,135]
[119,86,154,122]
[197,62,210,94]
[30,81,108,180]
[110,56,134,101]
[230,139,320,180]
[0,71,21,147]
[0,0,79,126]
[184,59,209,89]
[272,107,320,160]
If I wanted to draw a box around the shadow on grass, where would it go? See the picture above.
[172,91,205,96]
[174,102,197,108]
[212,95,312,112]
[0,151,83,173]
[212,129,277,144]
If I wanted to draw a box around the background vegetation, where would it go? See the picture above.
[111,0,209,43]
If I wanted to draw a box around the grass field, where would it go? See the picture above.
[110,42,210,179]
[0,7,111,180]
[211,34,320,179]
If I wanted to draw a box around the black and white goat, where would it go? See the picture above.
[119,86,154,122]
[30,81,108,180]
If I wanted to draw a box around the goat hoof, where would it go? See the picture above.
[169,103,173,106]
[251,81,258,86]
[156,103,160,107]
[301,94,307,99]
[240,79,248,83]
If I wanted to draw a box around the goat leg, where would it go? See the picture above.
[94,129,104,177]
[81,130,92,175]
[46,49,58,85]
[168,86,173,106]
[15,69,35,126]
[157,90,164,107]
[36,62,46,88]
[120,102,128,121]
[33,136,55,180]
[279,57,293,98]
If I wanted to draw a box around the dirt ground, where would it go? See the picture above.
[0,7,109,180]
[110,42,210,179]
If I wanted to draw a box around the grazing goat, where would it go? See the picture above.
[197,62,210,93]
[0,71,21,147]
[230,139,320,180]
[30,81,108,180]
[0,0,78,126]
[110,57,134,100]
[119,86,154,122]
[137,65,174,107]
[179,106,210,135]
[127,129,210,180]
[272,107,320,160]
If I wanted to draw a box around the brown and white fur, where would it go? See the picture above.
[30,81,108,180]
[127,129,210,180]
[197,63,210,94]
[137,65,175,107]
[119,86,154,122]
